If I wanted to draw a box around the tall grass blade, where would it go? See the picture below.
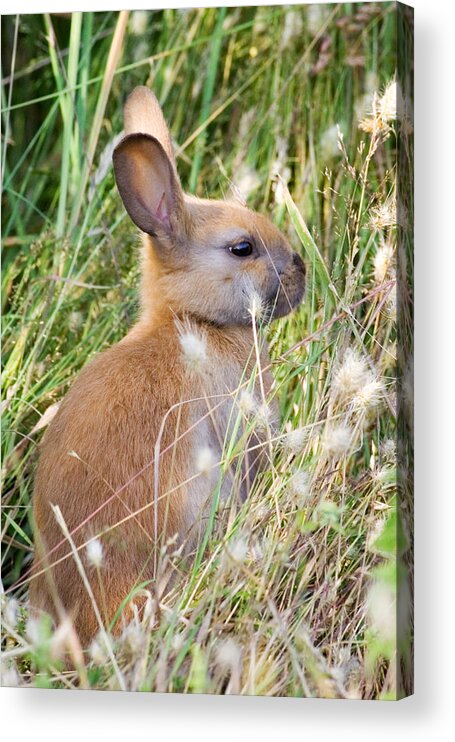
[69,10,129,235]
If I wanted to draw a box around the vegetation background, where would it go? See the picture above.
[1,2,413,699]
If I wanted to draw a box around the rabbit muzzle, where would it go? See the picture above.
[267,251,306,319]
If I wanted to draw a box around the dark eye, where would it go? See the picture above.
[229,240,253,257]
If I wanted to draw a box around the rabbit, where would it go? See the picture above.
[30,86,306,647]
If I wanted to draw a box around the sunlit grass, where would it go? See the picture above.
[1,4,412,698]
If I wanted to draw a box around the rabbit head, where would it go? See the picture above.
[113,87,305,327]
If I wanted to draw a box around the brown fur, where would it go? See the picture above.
[30,87,305,646]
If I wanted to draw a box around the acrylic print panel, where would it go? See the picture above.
[1,2,414,700]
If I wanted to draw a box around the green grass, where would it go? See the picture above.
[1,4,412,698]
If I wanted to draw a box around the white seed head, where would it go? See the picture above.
[381,439,397,463]
[271,136,289,179]
[366,517,386,551]
[215,638,242,670]
[141,591,156,627]
[322,423,353,459]
[86,538,103,568]
[121,623,146,656]
[171,632,185,654]
[306,4,329,35]
[284,426,308,455]
[373,464,394,485]
[281,9,304,49]
[378,81,397,121]
[50,616,74,661]
[355,92,375,123]
[2,597,18,629]
[373,241,395,284]
[234,162,261,201]
[253,9,268,35]
[89,636,108,666]
[247,288,266,322]
[367,580,396,642]
[1,662,20,687]
[178,327,207,372]
[332,348,370,402]
[320,124,341,161]
[68,310,83,332]
[256,402,272,430]
[238,390,257,417]
[351,378,385,413]
[370,197,396,231]
[238,110,256,141]
[359,80,399,134]
[273,178,286,206]
[130,10,148,36]
[195,445,216,476]
[288,470,311,505]
[191,78,202,100]
[386,287,397,320]
[25,617,42,646]
[250,538,265,563]
[228,535,249,563]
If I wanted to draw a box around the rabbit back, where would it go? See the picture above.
[30,320,272,642]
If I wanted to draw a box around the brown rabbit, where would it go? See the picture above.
[30,87,305,646]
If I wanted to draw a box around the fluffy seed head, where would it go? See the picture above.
[250,537,265,563]
[238,389,257,416]
[2,597,18,629]
[281,9,304,49]
[256,401,272,430]
[195,445,216,476]
[271,136,290,181]
[130,10,148,36]
[273,178,287,206]
[86,538,103,568]
[381,439,397,463]
[215,638,242,670]
[332,348,370,402]
[322,423,353,459]
[234,162,261,201]
[370,197,396,232]
[367,580,396,642]
[49,616,74,661]
[288,470,311,505]
[373,241,395,284]
[247,287,266,322]
[89,636,108,666]
[307,4,329,35]
[121,623,146,657]
[386,287,397,320]
[359,79,398,135]
[320,124,342,161]
[25,617,42,646]
[178,326,207,372]
[284,426,308,455]
[68,310,83,332]
[351,378,385,413]
[378,81,397,121]
[228,535,249,562]
[1,662,20,687]
[171,633,185,653]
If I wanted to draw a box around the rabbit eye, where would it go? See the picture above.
[229,240,253,257]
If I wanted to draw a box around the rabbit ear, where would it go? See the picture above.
[123,86,176,173]
[112,133,186,237]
